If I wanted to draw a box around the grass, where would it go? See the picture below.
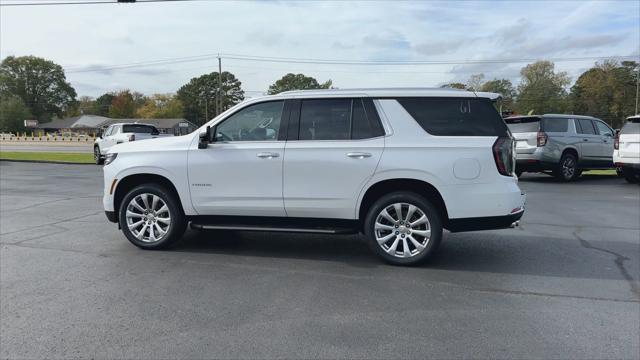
[0,151,94,164]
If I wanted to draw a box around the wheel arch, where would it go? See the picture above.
[113,173,183,216]
[561,147,579,161]
[357,178,449,230]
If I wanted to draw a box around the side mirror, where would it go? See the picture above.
[198,126,211,149]
[151,129,159,136]
[96,129,103,139]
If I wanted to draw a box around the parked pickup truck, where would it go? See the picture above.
[94,123,168,164]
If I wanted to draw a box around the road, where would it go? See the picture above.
[0,142,93,153]
[1,161,638,359]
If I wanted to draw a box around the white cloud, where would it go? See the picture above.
[1,0,637,97]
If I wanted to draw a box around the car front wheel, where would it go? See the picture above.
[118,184,186,249]
[364,191,442,266]
[94,146,104,165]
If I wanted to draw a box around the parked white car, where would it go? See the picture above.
[102,88,525,265]
[94,123,167,164]
[613,115,640,183]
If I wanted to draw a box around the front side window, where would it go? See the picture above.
[577,119,596,135]
[215,101,283,141]
[397,97,509,136]
[593,121,612,136]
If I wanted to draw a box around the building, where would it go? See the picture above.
[38,115,197,136]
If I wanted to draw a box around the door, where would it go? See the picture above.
[575,119,601,163]
[593,120,614,164]
[283,98,385,219]
[188,100,288,216]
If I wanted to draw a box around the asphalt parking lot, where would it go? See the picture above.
[1,161,639,359]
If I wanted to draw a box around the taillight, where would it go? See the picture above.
[614,133,619,150]
[128,134,135,141]
[493,137,515,176]
[537,131,547,147]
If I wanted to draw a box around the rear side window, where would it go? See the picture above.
[621,121,640,135]
[506,117,540,133]
[576,119,596,135]
[542,118,568,132]
[298,98,383,140]
[397,97,509,136]
[123,125,156,134]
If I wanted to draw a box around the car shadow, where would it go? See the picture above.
[519,173,622,184]
[170,228,638,281]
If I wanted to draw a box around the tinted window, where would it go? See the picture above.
[506,118,540,133]
[577,119,596,135]
[542,118,568,132]
[593,121,612,136]
[103,126,113,136]
[397,97,509,136]
[300,99,351,140]
[351,99,375,139]
[621,121,640,135]
[216,101,283,141]
[123,125,156,134]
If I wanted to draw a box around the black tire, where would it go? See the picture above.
[623,168,640,184]
[553,153,580,182]
[118,183,187,249]
[94,146,104,165]
[364,191,442,266]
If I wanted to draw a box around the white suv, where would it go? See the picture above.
[102,88,525,265]
[613,115,640,183]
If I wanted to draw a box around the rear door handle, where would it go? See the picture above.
[583,138,589,142]
[256,152,279,159]
[347,152,372,159]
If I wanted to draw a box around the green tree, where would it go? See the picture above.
[177,71,244,125]
[0,95,32,133]
[267,73,332,95]
[439,83,467,90]
[136,94,184,119]
[571,60,638,128]
[0,56,77,121]
[480,78,517,111]
[108,90,136,118]
[516,61,570,114]
[93,93,115,116]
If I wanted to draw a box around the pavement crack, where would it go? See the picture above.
[573,229,640,299]
[0,211,103,236]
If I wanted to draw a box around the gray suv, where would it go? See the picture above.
[506,114,615,181]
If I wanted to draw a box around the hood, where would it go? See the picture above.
[107,134,194,154]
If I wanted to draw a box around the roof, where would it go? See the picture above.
[626,115,640,121]
[506,114,600,120]
[273,87,497,99]
[38,116,194,129]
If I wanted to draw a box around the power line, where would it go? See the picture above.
[0,0,202,6]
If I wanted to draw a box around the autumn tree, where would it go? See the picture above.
[267,73,332,95]
[136,94,184,118]
[108,90,137,118]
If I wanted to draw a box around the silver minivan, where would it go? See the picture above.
[506,114,615,181]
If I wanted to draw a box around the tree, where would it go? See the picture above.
[571,60,638,128]
[267,73,332,95]
[93,93,115,116]
[177,71,244,125]
[516,61,571,114]
[439,83,467,90]
[136,94,184,119]
[108,90,136,118]
[480,78,517,111]
[0,55,77,121]
[0,95,32,133]
[466,73,485,91]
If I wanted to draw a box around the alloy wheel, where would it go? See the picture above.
[125,193,171,243]
[562,157,576,179]
[374,202,431,258]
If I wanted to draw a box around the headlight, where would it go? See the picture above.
[104,153,118,166]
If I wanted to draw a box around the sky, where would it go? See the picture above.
[1,0,639,98]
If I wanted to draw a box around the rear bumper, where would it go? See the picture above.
[446,208,524,232]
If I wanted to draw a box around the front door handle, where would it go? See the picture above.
[256,152,279,159]
[347,152,372,159]
[583,138,589,142]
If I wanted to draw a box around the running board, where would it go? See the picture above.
[189,215,359,235]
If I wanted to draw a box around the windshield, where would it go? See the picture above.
[621,121,640,135]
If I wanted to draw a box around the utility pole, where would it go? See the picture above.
[217,55,223,116]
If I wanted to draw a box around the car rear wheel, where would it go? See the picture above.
[118,184,186,249]
[94,146,104,165]
[364,191,442,266]
[554,153,580,182]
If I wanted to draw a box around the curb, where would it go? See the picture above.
[0,159,97,166]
